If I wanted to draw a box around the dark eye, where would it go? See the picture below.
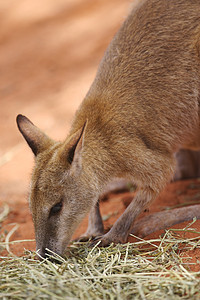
[49,201,63,217]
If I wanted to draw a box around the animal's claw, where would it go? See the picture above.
[89,234,115,248]
[73,236,94,243]
[73,233,104,243]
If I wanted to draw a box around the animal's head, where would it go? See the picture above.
[16,115,96,258]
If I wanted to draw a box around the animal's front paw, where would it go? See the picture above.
[73,231,104,243]
[90,232,126,247]
[73,235,95,243]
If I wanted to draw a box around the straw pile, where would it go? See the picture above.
[0,218,200,299]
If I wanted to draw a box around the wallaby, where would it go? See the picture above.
[17,0,200,258]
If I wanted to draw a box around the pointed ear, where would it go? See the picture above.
[16,114,54,156]
[61,120,87,172]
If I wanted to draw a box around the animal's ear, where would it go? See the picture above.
[61,121,87,172]
[16,114,54,156]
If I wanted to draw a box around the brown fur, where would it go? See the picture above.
[17,0,200,257]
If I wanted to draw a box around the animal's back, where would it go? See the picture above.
[72,0,200,153]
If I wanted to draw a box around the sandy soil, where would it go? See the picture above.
[0,0,200,272]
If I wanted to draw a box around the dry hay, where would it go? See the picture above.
[0,206,200,299]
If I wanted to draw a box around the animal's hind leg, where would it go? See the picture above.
[174,149,200,180]
[131,204,200,237]
[174,126,200,180]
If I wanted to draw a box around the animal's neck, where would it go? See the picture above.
[82,126,120,193]
[70,99,124,192]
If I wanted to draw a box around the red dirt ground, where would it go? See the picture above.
[0,0,200,272]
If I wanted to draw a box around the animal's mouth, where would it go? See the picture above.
[36,247,64,264]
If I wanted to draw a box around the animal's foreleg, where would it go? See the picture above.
[92,187,158,246]
[76,200,104,242]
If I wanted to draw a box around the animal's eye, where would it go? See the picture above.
[49,201,63,217]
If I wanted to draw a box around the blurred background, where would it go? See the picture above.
[0,0,131,204]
